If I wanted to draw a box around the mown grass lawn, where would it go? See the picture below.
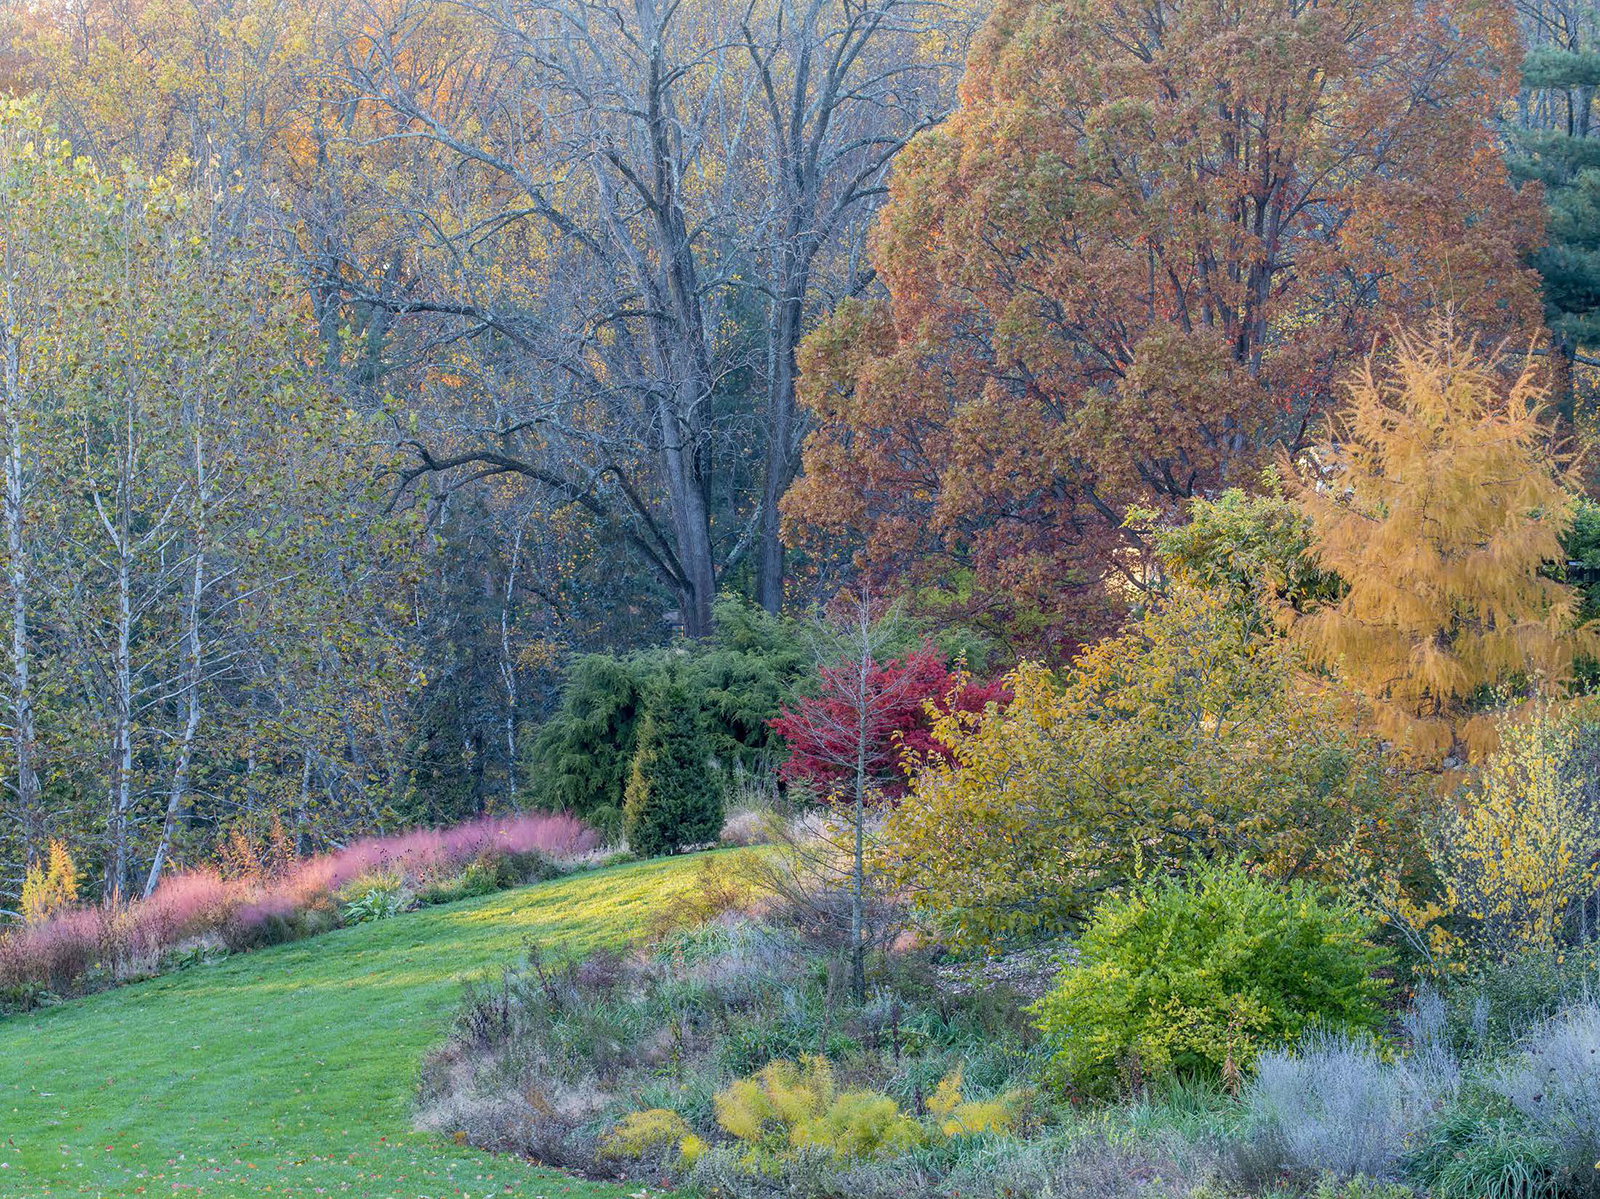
[0,853,723,1198]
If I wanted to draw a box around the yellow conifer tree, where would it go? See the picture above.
[1293,320,1595,768]
[19,839,78,925]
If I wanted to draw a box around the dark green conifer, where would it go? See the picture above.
[1509,49,1600,415]
[622,680,723,856]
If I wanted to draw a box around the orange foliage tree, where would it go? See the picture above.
[1292,321,1595,769]
[784,0,1544,653]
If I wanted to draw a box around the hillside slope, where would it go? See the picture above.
[0,854,717,1197]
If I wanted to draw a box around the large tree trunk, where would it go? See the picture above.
[658,386,718,638]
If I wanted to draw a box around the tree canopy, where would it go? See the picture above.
[784,0,1544,654]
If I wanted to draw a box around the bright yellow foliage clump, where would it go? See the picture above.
[714,1055,836,1143]
[599,1108,704,1168]
[1436,703,1600,964]
[604,1058,1019,1175]
[924,1066,1027,1137]
[711,1055,923,1163]
[791,1090,923,1159]
[1352,700,1600,971]
[20,841,78,926]
[1293,320,1595,769]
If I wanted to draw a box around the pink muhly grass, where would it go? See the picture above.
[281,811,598,897]
[120,870,246,959]
[0,905,112,993]
[0,811,597,1004]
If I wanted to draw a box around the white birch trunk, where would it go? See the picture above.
[143,419,207,898]
[0,268,40,862]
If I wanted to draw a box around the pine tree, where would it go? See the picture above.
[1507,48,1600,415]
[1292,319,1596,769]
[622,680,722,857]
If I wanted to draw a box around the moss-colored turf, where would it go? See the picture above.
[0,853,720,1197]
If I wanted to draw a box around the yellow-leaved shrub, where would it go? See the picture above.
[713,1055,835,1144]
[882,588,1414,947]
[1364,702,1600,971]
[605,1058,1022,1175]
[600,1108,702,1167]
[925,1065,1028,1137]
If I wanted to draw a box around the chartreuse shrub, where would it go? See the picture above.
[599,1108,706,1169]
[20,840,79,925]
[603,1056,1027,1175]
[926,1064,1029,1137]
[711,1055,923,1165]
[1032,861,1391,1096]
[885,589,1410,950]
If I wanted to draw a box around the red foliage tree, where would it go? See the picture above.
[782,0,1545,655]
[770,644,1009,799]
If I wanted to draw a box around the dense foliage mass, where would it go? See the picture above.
[1291,324,1594,768]
[1030,862,1392,1097]
[4,0,1600,1195]
[769,644,1008,799]
[783,0,1542,649]
[883,588,1412,946]
[622,681,724,856]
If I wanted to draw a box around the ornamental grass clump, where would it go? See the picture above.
[0,812,599,1011]
[1491,1001,1600,1195]
[1242,1030,1455,1181]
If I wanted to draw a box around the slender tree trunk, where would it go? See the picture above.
[499,523,523,810]
[850,637,868,1002]
[107,524,134,902]
[759,289,803,614]
[0,274,40,863]
[143,422,207,898]
[296,746,313,856]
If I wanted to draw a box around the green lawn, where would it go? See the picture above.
[0,854,719,1198]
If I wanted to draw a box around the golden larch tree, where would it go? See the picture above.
[1292,320,1595,767]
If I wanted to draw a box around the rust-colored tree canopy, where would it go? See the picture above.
[784,0,1545,654]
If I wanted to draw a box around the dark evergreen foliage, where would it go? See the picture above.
[523,596,808,832]
[621,681,723,855]
[1509,49,1600,410]
[524,654,659,838]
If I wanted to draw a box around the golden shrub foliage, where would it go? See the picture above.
[1437,704,1599,965]
[881,588,1415,947]
[714,1055,837,1144]
[20,840,78,926]
[710,1055,925,1164]
[600,1107,701,1166]
[1292,321,1595,768]
[924,1065,1027,1137]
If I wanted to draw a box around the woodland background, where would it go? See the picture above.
[1,0,1598,913]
